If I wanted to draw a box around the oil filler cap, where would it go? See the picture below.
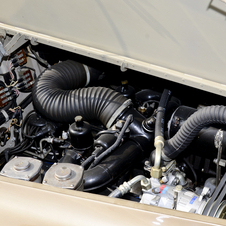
[55,166,72,180]
[14,159,30,171]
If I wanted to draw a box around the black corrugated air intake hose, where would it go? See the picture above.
[32,60,128,125]
[162,105,226,161]
[32,60,150,191]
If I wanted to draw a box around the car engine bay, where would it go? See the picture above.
[0,36,226,220]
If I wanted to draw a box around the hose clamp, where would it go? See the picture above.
[83,64,90,86]
[106,99,132,128]
[154,136,165,148]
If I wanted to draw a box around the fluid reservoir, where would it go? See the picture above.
[69,115,93,150]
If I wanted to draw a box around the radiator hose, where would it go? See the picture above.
[162,105,226,161]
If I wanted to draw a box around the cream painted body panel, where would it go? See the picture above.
[0,176,225,226]
[0,0,226,96]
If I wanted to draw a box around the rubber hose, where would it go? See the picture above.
[155,89,171,138]
[32,60,127,125]
[59,149,79,164]
[163,105,226,160]
[84,140,143,191]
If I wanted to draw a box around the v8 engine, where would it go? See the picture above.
[0,38,226,220]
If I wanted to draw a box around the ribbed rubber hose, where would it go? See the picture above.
[32,60,127,125]
[163,105,226,160]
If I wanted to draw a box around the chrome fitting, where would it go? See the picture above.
[154,136,165,148]
[141,178,152,190]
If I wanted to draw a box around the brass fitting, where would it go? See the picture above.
[121,80,128,85]
[151,167,162,179]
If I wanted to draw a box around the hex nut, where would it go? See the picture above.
[151,167,162,179]
[141,179,151,190]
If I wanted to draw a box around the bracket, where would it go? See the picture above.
[4,33,28,55]
[120,61,128,72]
